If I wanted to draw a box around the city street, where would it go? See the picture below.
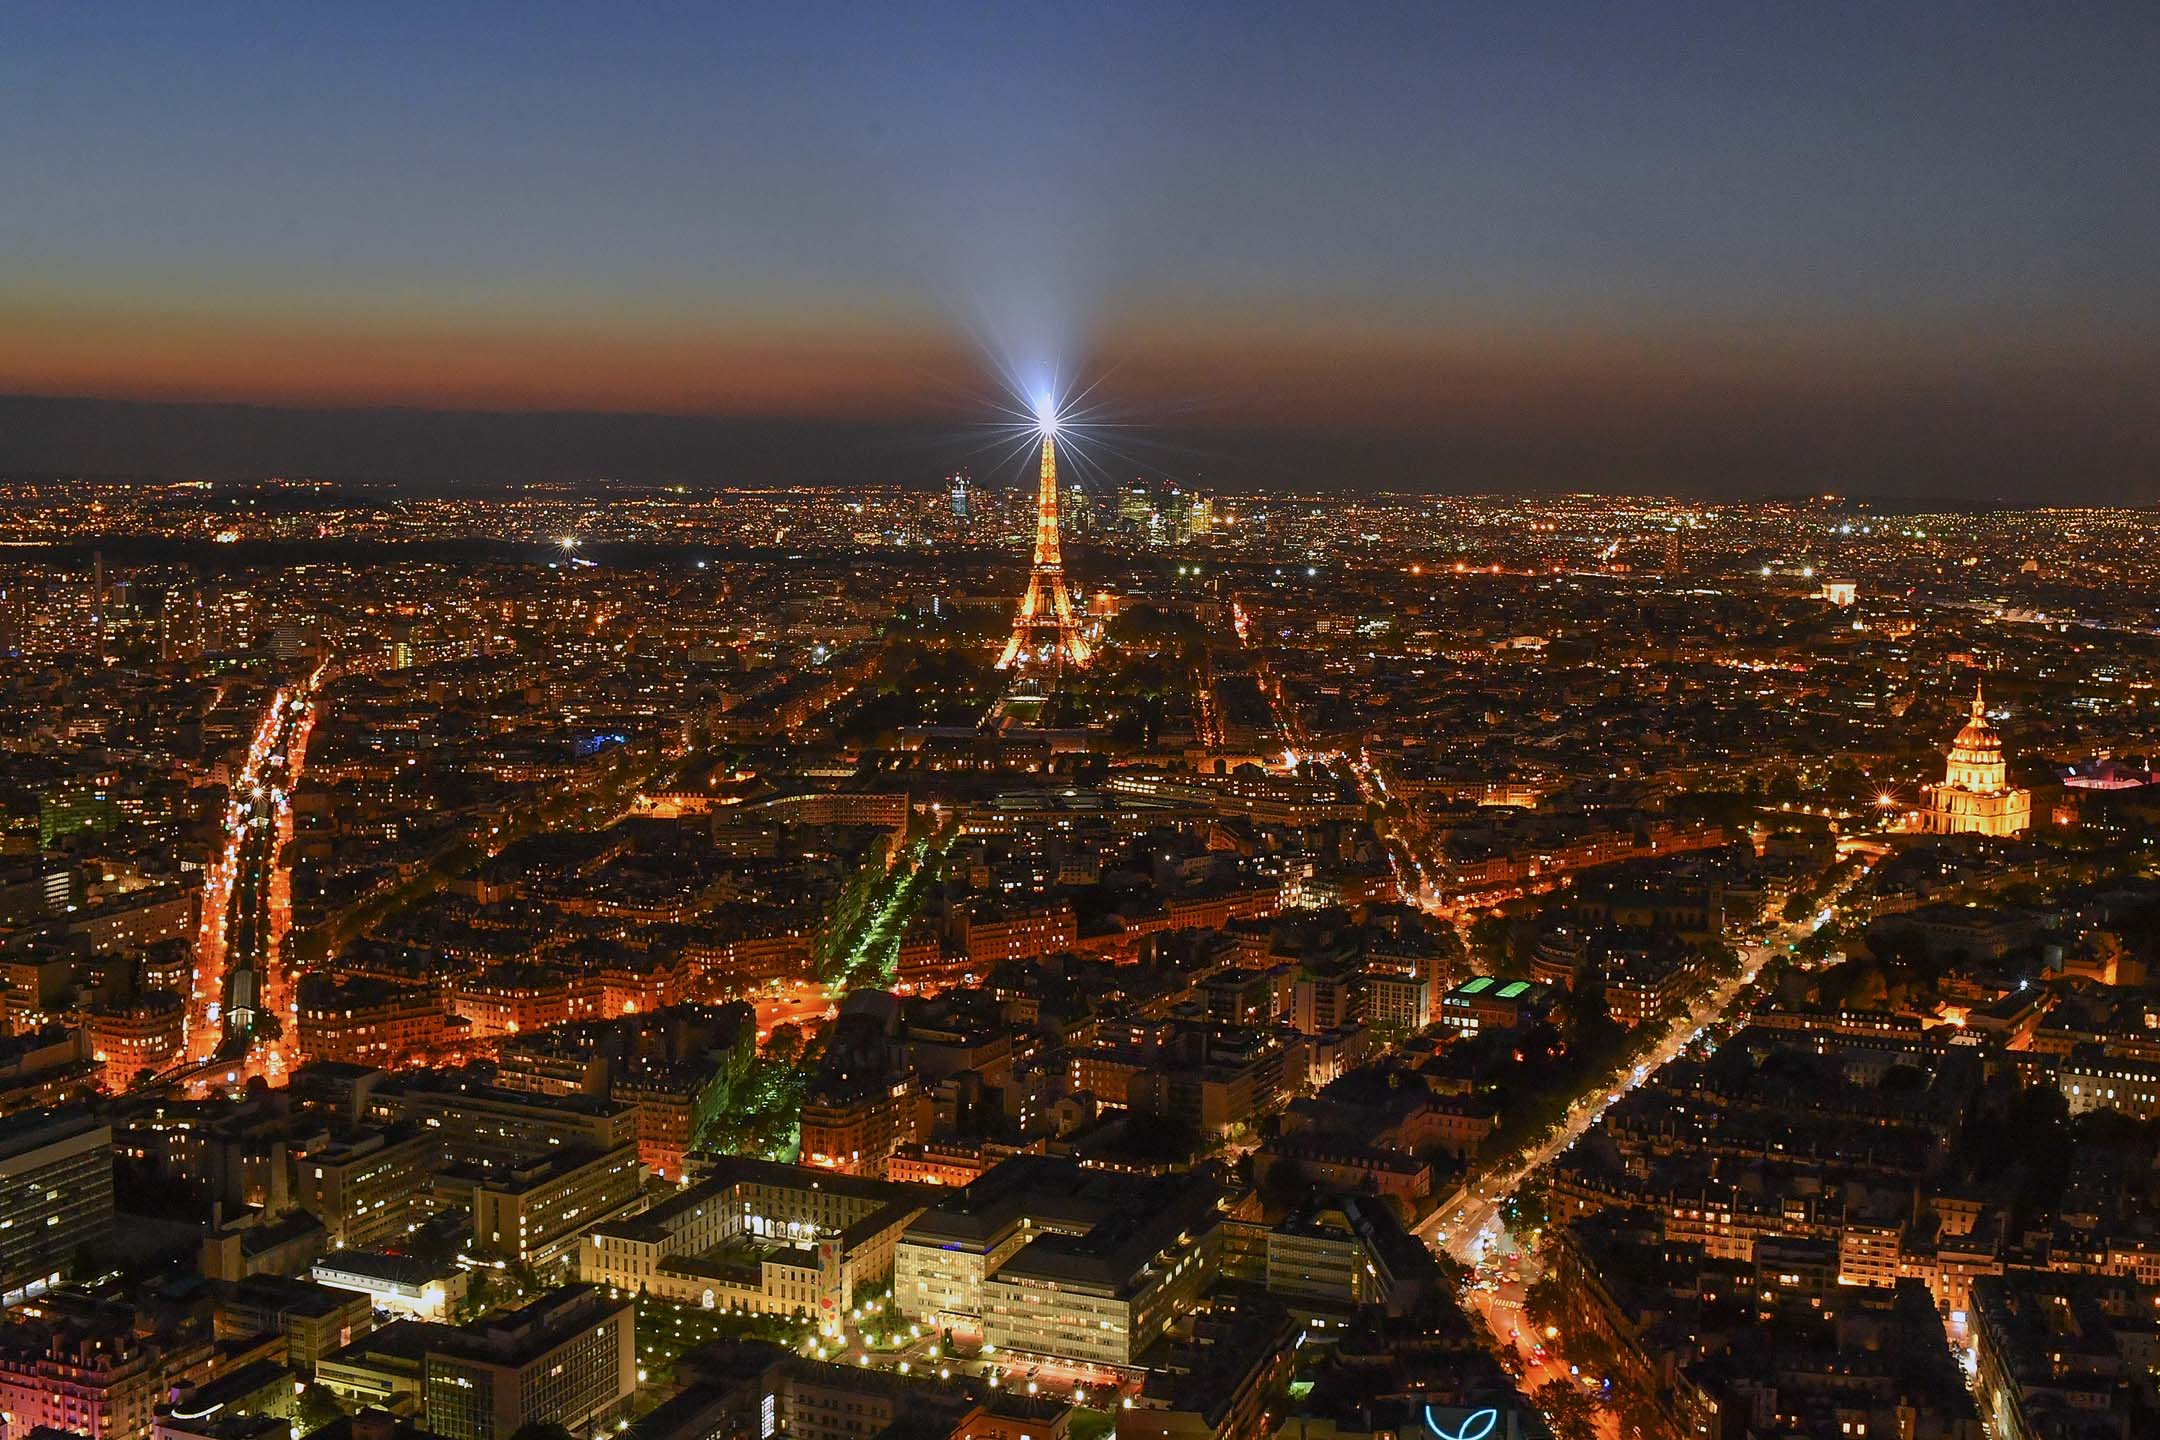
[1417,879,1857,1264]
[1414,874,1865,1440]
[183,665,323,1092]
[750,979,837,1043]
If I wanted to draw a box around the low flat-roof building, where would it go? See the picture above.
[1264,1197,1436,1315]
[895,1157,1234,1368]
[1438,976,1553,1035]
[578,1157,923,1325]
[421,1286,635,1440]
[217,1273,375,1371]
[0,1109,113,1306]
[436,1140,643,1273]
[311,1252,468,1322]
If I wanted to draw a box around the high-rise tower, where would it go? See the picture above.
[998,432,1090,671]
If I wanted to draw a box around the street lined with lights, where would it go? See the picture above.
[182,665,324,1093]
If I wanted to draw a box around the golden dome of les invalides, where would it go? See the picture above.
[1924,682,2031,836]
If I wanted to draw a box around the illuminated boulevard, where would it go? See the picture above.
[1418,887,1855,1264]
[183,665,325,1094]
[1416,877,1866,1439]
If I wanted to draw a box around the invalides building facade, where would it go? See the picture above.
[1923,684,2032,837]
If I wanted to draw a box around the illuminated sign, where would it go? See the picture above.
[1425,1407,1500,1440]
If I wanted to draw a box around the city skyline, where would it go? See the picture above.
[4,4,2159,499]
[10,471,2160,1440]
[12,11,2160,1440]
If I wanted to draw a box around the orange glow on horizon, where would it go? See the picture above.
[0,302,972,418]
[0,297,2138,437]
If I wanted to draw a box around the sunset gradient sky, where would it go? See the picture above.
[3,3,2156,496]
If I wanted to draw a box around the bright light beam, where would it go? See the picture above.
[953,357,1215,526]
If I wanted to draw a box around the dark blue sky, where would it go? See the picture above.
[2,3,2156,496]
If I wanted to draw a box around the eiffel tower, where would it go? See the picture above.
[997,429,1090,673]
